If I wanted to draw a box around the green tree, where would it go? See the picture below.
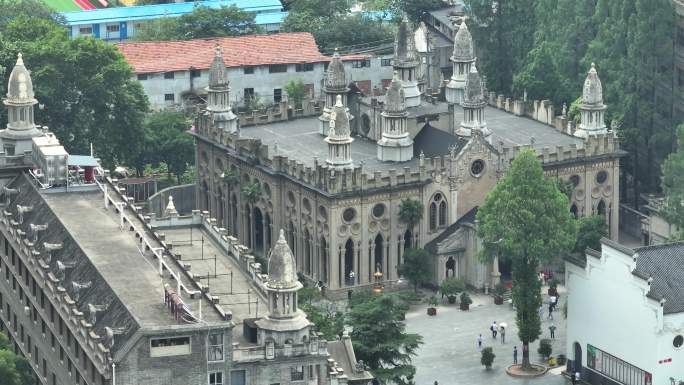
[134,5,260,41]
[241,181,261,206]
[0,0,61,30]
[283,79,307,109]
[141,111,194,183]
[348,294,422,385]
[0,350,20,385]
[512,42,567,106]
[661,123,684,239]
[0,16,148,169]
[397,248,433,292]
[574,215,608,253]
[480,346,495,369]
[398,198,423,246]
[361,0,450,22]
[477,150,576,370]
[439,277,465,301]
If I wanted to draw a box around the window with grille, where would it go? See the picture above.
[291,366,304,381]
[207,333,223,362]
[209,371,223,385]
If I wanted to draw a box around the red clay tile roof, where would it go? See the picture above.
[116,32,331,74]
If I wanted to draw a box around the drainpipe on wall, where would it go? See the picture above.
[112,362,116,385]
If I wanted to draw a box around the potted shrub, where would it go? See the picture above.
[440,277,465,304]
[548,356,558,367]
[481,347,495,370]
[427,296,438,316]
[493,282,506,305]
[547,277,559,296]
[538,338,553,360]
[459,292,472,310]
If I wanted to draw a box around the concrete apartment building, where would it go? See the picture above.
[116,32,394,111]
[0,53,371,385]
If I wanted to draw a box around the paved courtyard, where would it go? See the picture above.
[405,288,570,385]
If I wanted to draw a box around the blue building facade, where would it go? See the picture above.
[61,0,286,41]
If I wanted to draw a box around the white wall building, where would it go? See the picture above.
[117,32,393,111]
[565,238,684,385]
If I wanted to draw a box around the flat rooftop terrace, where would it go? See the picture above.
[239,103,583,171]
[41,190,223,326]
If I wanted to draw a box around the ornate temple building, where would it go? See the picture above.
[193,18,624,295]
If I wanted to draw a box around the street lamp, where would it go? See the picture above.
[372,270,384,295]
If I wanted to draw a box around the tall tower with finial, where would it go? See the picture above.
[319,49,350,136]
[377,72,413,161]
[325,95,354,169]
[574,63,607,138]
[393,15,421,108]
[1,53,42,155]
[255,229,311,341]
[206,45,239,135]
[446,19,476,106]
[456,64,491,142]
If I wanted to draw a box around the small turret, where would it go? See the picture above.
[319,50,351,136]
[456,64,490,141]
[574,63,607,138]
[205,45,238,135]
[377,72,413,162]
[446,20,476,106]
[325,96,354,169]
[1,53,43,155]
[392,15,421,107]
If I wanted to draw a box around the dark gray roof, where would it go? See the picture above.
[424,206,478,255]
[633,242,684,314]
[413,124,466,158]
[6,174,139,352]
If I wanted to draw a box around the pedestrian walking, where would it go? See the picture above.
[491,321,498,339]
[548,304,554,320]
[513,346,518,364]
[500,326,506,344]
[574,371,581,384]
[477,334,483,350]
[550,294,558,310]
[549,324,556,339]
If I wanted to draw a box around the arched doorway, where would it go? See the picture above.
[202,181,209,211]
[343,239,354,286]
[404,229,413,250]
[253,207,264,255]
[320,237,328,284]
[304,229,312,276]
[217,188,225,227]
[570,204,578,219]
[597,200,606,216]
[264,213,272,252]
[445,256,455,278]
[230,194,238,236]
[498,256,512,280]
[245,204,252,249]
[573,342,582,374]
[288,221,296,260]
[374,234,384,275]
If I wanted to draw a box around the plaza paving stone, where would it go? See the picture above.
[404,289,570,385]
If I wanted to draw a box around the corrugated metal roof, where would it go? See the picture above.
[60,0,283,25]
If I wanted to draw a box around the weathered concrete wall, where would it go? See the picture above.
[147,184,196,217]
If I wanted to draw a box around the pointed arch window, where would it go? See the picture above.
[429,193,448,231]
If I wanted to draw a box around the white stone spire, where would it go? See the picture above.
[377,72,413,162]
[456,63,491,141]
[446,20,476,105]
[319,49,351,136]
[1,52,42,155]
[325,95,354,169]
[574,62,607,138]
[392,15,421,107]
[206,44,238,135]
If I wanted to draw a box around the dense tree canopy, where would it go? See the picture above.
[398,248,433,292]
[466,0,680,197]
[477,150,576,370]
[361,0,451,22]
[134,5,260,41]
[661,123,684,239]
[136,112,194,182]
[0,14,148,169]
[348,294,422,385]
[574,215,609,253]
[0,332,34,385]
